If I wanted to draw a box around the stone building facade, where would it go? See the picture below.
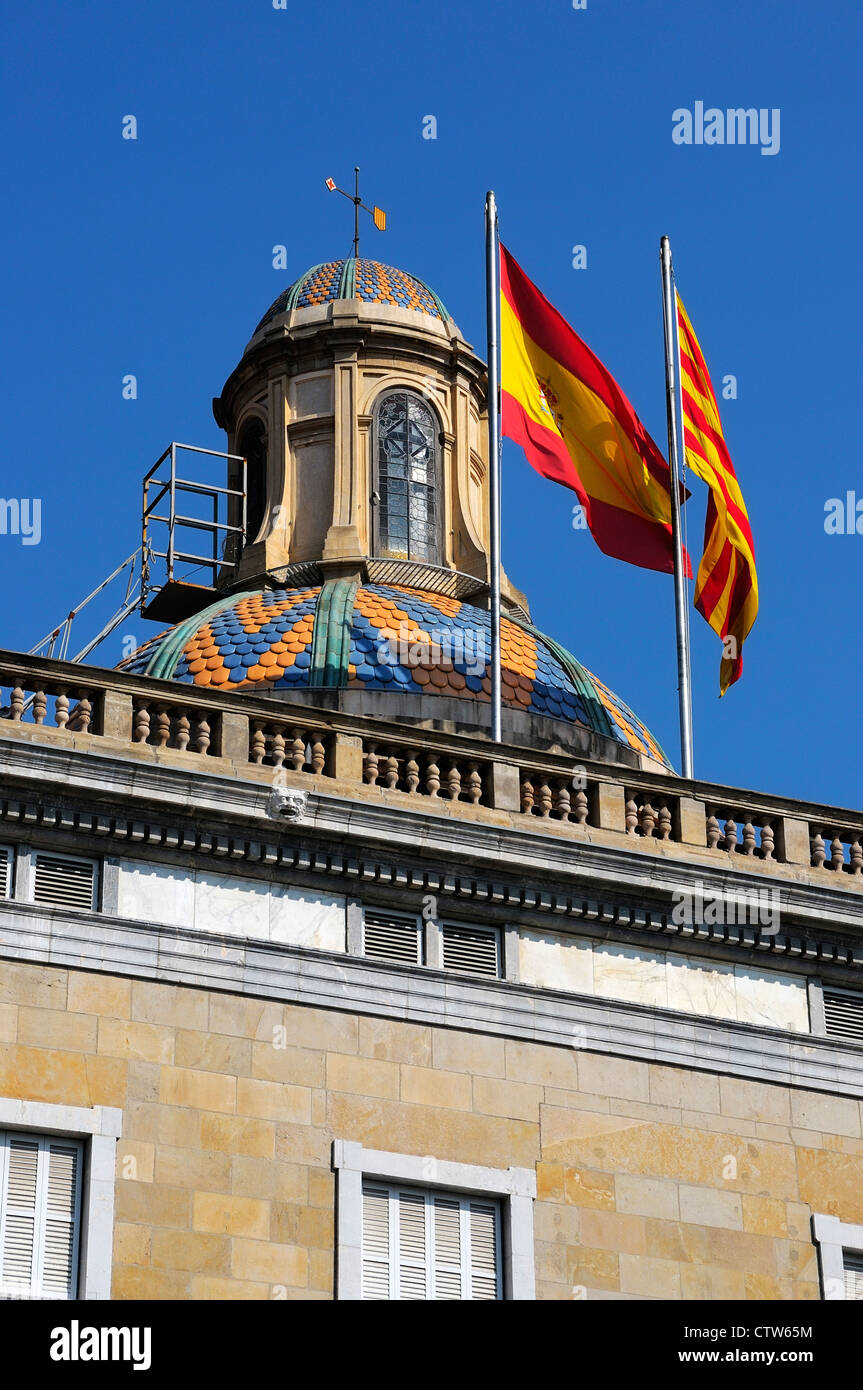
[1,255,862,1302]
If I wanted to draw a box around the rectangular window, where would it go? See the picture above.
[363,909,424,966]
[0,847,12,900]
[0,1131,83,1300]
[361,1181,501,1301]
[823,988,863,1042]
[31,853,98,912]
[442,923,500,979]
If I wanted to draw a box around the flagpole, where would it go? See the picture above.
[660,234,695,778]
[486,191,503,744]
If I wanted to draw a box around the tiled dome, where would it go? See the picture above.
[254,259,450,333]
[119,583,672,769]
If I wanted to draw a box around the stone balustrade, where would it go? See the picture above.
[809,823,863,875]
[132,698,216,755]
[520,770,591,823]
[2,649,863,885]
[0,673,101,735]
[250,720,328,774]
[704,803,781,861]
[624,789,677,841]
[362,740,485,803]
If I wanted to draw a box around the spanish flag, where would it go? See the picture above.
[501,245,689,575]
[676,293,758,694]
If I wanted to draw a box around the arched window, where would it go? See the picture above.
[237,417,267,545]
[374,391,441,564]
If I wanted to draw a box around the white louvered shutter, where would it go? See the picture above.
[41,1143,81,1297]
[844,1251,863,1300]
[0,1133,82,1299]
[397,1190,428,1299]
[431,1197,462,1299]
[361,1182,501,1299]
[0,847,12,899]
[441,924,500,978]
[823,989,863,1043]
[32,854,97,911]
[361,1185,391,1300]
[0,1137,39,1296]
[468,1201,500,1300]
[363,909,423,965]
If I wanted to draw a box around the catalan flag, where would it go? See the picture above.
[676,293,758,694]
[501,245,689,575]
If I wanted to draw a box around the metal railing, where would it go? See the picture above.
[141,443,248,604]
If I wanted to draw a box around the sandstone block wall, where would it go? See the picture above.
[1,963,861,1299]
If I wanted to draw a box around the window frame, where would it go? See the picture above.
[0,1099,121,1301]
[372,388,443,565]
[812,1212,863,1299]
[333,1140,536,1301]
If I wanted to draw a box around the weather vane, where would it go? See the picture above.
[325,167,386,258]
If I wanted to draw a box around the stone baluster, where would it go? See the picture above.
[466,762,482,805]
[153,705,170,747]
[536,779,553,818]
[28,686,46,728]
[310,739,326,776]
[405,757,420,795]
[32,687,47,725]
[54,687,69,731]
[445,761,462,801]
[250,720,266,764]
[384,754,400,790]
[554,779,571,820]
[363,743,379,786]
[831,836,846,872]
[706,815,721,849]
[289,730,306,771]
[133,700,150,744]
[656,803,672,840]
[174,711,190,751]
[810,831,826,868]
[638,802,656,838]
[72,694,92,733]
[741,821,757,856]
[425,757,441,797]
[270,727,286,769]
[723,817,737,853]
[521,778,535,814]
[625,797,639,836]
[849,836,863,876]
[194,714,211,755]
[573,789,589,826]
[10,684,25,721]
[760,821,775,861]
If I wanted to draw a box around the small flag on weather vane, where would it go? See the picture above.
[325,168,386,255]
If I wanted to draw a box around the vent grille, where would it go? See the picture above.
[32,855,96,912]
[0,848,11,900]
[844,1251,863,1300]
[364,910,423,966]
[824,989,863,1043]
[442,924,500,978]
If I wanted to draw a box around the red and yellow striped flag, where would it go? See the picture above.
[501,245,690,575]
[677,293,758,694]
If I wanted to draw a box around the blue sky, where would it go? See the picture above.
[1,0,860,808]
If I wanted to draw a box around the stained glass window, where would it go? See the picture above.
[375,392,440,563]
